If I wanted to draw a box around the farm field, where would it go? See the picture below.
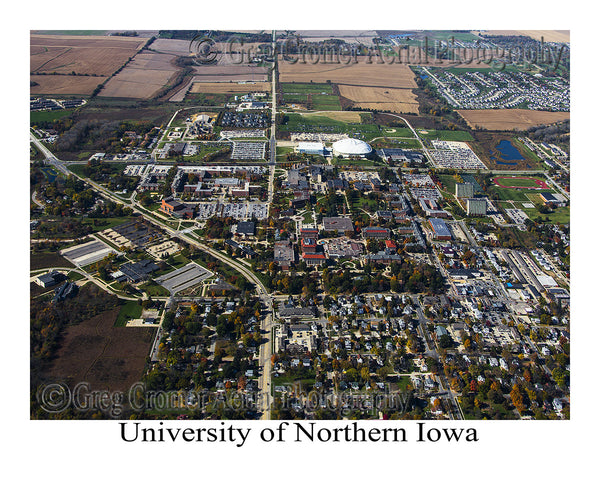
[473,30,570,43]
[338,85,419,114]
[278,58,418,89]
[298,111,364,123]
[457,109,570,131]
[30,74,106,95]
[99,67,176,99]
[189,81,270,94]
[193,64,269,77]
[30,34,147,76]
[281,83,334,94]
[46,304,154,392]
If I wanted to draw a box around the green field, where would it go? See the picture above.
[419,129,475,141]
[283,93,308,103]
[379,127,415,138]
[30,109,73,124]
[115,301,143,327]
[279,113,381,140]
[490,176,552,202]
[281,83,334,94]
[310,94,342,111]
[436,174,460,193]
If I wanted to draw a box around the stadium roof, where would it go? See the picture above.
[332,138,372,155]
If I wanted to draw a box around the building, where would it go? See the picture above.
[160,198,184,215]
[539,192,567,207]
[236,221,256,237]
[455,182,475,198]
[119,259,159,283]
[302,252,327,266]
[377,148,424,164]
[362,227,390,239]
[297,142,324,155]
[332,138,372,158]
[466,198,487,216]
[35,271,66,288]
[290,191,311,209]
[53,281,78,302]
[274,240,295,270]
[300,228,319,240]
[365,251,403,264]
[301,237,318,253]
[225,239,256,258]
[429,218,452,240]
[323,216,354,234]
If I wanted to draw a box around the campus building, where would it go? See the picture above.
[429,218,452,240]
[466,198,487,216]
[455,182,474,198]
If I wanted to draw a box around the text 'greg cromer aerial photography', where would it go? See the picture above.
[30,29,570,421]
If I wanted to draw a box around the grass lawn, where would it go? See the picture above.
[436,174,460,193]
[332,156,383,167]
[140,281,170,297]
[380,127,415,138]
[301,210,314,223]
[81,216,133,232]
[67,271,85,281]
[114,301,143,327]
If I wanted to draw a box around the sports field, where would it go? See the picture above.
[493,176,549,189]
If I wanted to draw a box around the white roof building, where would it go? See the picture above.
[332,138,372,158]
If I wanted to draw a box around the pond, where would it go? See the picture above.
[489,140,525,165]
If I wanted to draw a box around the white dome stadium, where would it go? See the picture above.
[332,138,372,157]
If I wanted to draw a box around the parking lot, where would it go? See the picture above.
[155,263,214,294]
[195,202,269,220]
[61,238,118,267]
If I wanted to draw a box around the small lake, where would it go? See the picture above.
[489,140,525,165]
